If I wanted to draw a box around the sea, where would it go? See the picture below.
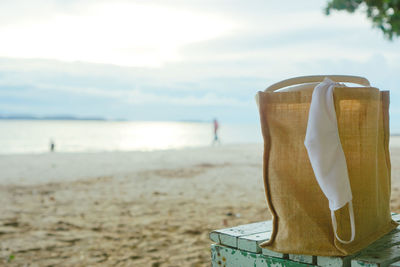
[1,120,399,155]
[0,120,263,154]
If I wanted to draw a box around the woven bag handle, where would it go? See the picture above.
[265,75,370,92]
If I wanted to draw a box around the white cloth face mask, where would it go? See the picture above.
[304,78,355,244]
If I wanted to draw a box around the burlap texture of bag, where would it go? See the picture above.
[257,82,398,256]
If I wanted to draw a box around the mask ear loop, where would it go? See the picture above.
[331,201,355,244]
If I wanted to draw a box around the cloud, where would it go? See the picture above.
[0,1,235,67]
[0,0,399,126]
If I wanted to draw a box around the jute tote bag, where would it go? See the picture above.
[256,75,398,256]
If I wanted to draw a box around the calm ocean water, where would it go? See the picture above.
[1,120,399,155]
[0,120,263,154]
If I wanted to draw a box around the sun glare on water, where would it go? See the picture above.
[0,120,216,154]
[120,121,212,151]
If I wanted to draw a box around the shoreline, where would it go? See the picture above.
[1,133,400,156]
[1,143,399,186]
[0,144,263,186]
[0,142,263,157]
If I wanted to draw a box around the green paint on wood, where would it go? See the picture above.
[317,254,357,267]
[390,260,400,266]
[351,260,378,267]
[261,247,286,259]
[211,244,311,267]
[210,232,220,243]
[210,213,400,266]
[211,221,273,249]
[352,245,400,266]
[288,254,313,264]
[238,231,272,253]
[362,230,400,253]
[392,214,400,222]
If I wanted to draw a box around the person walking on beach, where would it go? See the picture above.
[50,139,55,152]
[212,118,220,145]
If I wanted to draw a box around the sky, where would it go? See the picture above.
[0,0,400,130]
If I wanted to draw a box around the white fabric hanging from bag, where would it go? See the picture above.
[304,77,355,244]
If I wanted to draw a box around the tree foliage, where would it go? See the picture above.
[325,0,400,39]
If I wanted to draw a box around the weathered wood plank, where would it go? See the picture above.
[210,220,272,248]
[209,232,220,243]
[363,229,400,252]
[261,247,287,259]
[351,245,400,267]
[210,213,400,266]
[211,244,310,267]
[237,231,272,253]
[288,254,315,264]
[350,226,400,266]
[392,214,400,222]
[317,218,400,267]
[317,254,357,267]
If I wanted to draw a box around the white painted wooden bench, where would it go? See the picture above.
[210,213,400,266]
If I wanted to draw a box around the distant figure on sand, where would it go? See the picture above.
[212,118,220,145]
[50,139,55,152]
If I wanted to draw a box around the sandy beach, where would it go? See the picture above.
[1,144,400,266]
